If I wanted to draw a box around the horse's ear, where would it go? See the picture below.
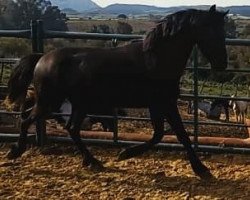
[209,5,216,13]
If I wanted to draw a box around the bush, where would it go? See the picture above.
[0,38,31,57]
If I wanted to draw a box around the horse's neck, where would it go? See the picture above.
[159,35,194,59]
[152,37,194,78]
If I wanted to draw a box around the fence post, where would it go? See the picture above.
[30,20,38,53]
[110,38,119,143]
[192,46,199,150]
[36,20,44,53]
[36,119,46,147]
[113,108,118,143]
[35,20,46,146]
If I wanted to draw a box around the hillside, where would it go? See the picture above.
[227,6,250,16]
[96,4,169,15]
[53,2,250,17]
[91,4,250,16]
[90,4,213,15]
[50,0,100,12]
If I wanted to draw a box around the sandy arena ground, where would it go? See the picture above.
[0,143,250,200]
[0,101,250,199]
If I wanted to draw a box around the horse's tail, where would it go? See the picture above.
[7,53,43,104]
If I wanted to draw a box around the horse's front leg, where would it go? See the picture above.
[66,108,103,170]
[118,106,165,160]
[165,100,213,179]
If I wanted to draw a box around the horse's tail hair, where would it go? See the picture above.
[7,53,43,104]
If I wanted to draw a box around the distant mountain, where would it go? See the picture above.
[49,1,250,17]
[50,0,100,12]
[98,4,169,15]
[62,8,79,15]
[94,4,216,15]
[227,6,250,16]
[88,4,250,17]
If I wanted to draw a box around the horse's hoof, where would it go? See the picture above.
[6,144,25,159]
[83,158,104,171]
[195,165,214,180]
[198,170,215,180]
[89,162,105,172]
[117,149,130,161]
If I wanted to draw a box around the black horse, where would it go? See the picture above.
[6,5,228,179]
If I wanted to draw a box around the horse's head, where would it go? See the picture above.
[143,5,228,72]
[194,5,228,71]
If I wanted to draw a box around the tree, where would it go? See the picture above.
[0,0,16,29]
[0,0,8,15]
[41,5,67,31]
[0,0,68,31]
[117,14,127,19]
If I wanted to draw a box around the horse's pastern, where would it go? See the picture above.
[117,149,133,161]
[6,144,26,159]
[82,157,104,171]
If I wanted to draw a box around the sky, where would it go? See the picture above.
[92,0,250,7]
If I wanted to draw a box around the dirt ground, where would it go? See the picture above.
[0,143,250,200]
[1,101,250,199]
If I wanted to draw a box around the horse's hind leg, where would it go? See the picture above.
[164,101,213,179]
[118,105,165,160]
[66,107,103,170]
[7,104,46,159]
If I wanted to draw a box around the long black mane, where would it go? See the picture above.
[143,8,226,51]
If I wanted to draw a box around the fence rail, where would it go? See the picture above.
[1,20,250,153]
[0,30,30,38]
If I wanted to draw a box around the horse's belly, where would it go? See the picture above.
[84,78,179,107]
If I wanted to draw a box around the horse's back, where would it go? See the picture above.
[32,43,180,109]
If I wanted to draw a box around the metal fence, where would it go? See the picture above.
[1,20,250,154]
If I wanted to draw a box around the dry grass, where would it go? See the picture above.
[67,19,154,34]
